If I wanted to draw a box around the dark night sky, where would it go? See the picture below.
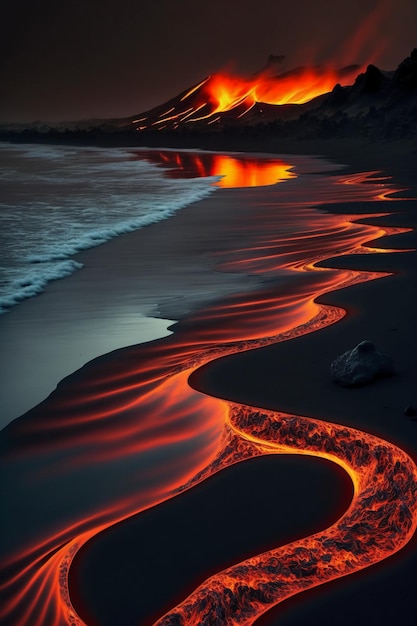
[1,0,416,123]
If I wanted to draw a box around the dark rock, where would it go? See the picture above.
[393,48,417,91]
[404,405,417,417]
[361,64,386,93]
[330,341,394,387]
[326,83,349,106]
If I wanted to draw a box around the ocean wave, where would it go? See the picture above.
[0,144,219,313]
[0,260,83,313]
[25,182,218,263]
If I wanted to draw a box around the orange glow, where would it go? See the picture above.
[206,66,354,111]
[155,405,417,626]
[133,64,363,130]
[132,149,295,188]
[1,155,415,626]
[211,154,295,188]
[180,77,211,101]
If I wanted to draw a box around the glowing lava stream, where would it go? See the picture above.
[132,64,365,130]
[154,407,417,625]
[1,161,416,626]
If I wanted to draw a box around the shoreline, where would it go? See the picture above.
[74,138,417,625]
[0,149,344,426]
[189,138,417,625]
[2,134,415,174]
[1,137,416,625]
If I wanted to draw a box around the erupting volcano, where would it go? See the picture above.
[1,146,416,625]
[131,62,363,131]
[1,50,416,143]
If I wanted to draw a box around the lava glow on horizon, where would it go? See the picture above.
[1,154,416,626]
[132,64,362,131]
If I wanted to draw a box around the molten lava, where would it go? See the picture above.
[205,66,353,110]
[155,405,417,626]
[132,64,363,131]
[0,154,415,626]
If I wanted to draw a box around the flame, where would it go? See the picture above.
[0,155,415,626]
[205,66,353,111]
[133,64,363,130]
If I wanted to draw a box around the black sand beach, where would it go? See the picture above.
[1,137,416,626]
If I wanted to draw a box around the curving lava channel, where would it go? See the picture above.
[0,153,416,626]
[154,406,417,625]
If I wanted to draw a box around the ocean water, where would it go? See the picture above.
[3,142,414,626]
[0,143,219,313]
[0,142,296,422]
[0,143,396,424]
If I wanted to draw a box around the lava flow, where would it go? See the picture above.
[0,154,415,626]
[132,64,363,131]
[155,405,417,625]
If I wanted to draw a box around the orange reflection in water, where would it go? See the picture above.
[133,149,296,188]
[0,157,416,626]
[211,154,295,188]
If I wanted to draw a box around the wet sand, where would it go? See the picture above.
[193,139,417,625]
[1,138,416,625]
[0,150,341,425]
[69,455,352,626]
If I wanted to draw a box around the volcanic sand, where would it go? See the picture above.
[1,137,417,625]
[192,140,417,626]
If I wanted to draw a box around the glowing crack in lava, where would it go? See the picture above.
[155,406,417,625]
[132,64,363,131]
[0,156,416,626]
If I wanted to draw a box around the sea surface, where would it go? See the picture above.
[0,143,301,422]
[0,142,395,424]
[0,143,219,313]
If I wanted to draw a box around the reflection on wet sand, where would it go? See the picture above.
[1,153,415,626]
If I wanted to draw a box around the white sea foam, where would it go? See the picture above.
[24,183,217,263]
[0,143,218,313]
[0,261,84,313]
